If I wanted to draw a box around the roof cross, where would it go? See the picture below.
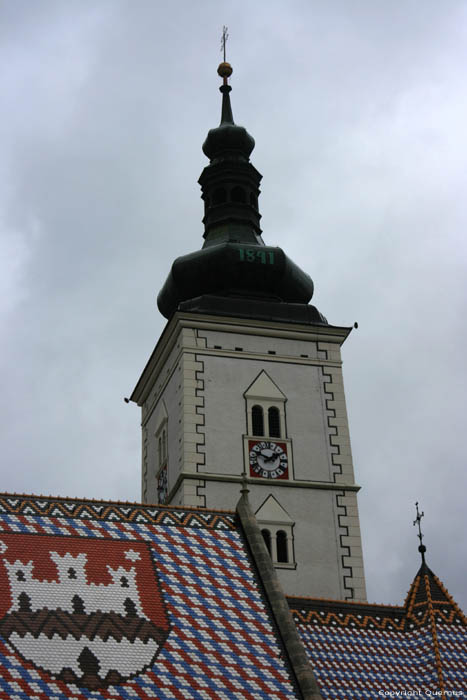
[221,25,229,62]
[413,501,426,563]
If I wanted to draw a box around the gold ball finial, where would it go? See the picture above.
[217,62,233,78]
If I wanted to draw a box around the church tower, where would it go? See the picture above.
[130,61,366,602]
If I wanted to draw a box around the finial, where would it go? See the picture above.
[413,501,426,563]
[218,26,233,86]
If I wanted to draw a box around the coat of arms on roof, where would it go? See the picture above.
[0,533,171,690]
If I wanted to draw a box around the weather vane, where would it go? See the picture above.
[221,25,229,62]
[413,501,426,563]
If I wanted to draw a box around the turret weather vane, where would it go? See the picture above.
[221,25,229,62]
[413,501,426,563]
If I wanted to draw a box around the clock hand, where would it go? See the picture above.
[260,451,279,462]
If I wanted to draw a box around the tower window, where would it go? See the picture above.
[255,495,295,569]
[212,187,227,205]
[268,407,281,438]
[158,426,168,468]
[261,529,272,555]
[276,530,289,563]
[231,186,246,203]
[252,405,264,436]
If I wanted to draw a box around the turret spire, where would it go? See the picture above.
[200,58,259,246]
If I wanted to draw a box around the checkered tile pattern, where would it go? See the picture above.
[294,621,441,698]
[437,624,467,690]
[0,497,300,700]
[290,585,467,699]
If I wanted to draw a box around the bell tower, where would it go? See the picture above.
[130,61,367,601]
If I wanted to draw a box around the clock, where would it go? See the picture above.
[248,440,289,480]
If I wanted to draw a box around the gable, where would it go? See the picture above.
[244,370,286,401]
[255,494,294,524]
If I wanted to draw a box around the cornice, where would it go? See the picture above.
[131,310,352,405]
[166,471,360,504]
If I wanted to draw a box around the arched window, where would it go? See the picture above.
[261,529,272,555]
[244,371,287,439]
[212,187,227,205]
[268,407,281,438]
[276,530,288,563]
[252,405,264,436]
[231,186,246,203]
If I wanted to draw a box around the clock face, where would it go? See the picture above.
[248,440,289,480]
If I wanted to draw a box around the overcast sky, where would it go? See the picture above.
[1,0,466,611]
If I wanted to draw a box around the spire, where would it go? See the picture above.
[156,48,320,322]
[218,58,234,125]
[218,83,235,124]
[220,83,234,124]
[218,27,234,125]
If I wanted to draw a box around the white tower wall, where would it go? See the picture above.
[132,312,366,601]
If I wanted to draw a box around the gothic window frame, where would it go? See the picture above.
[256,495,296,570]
[155,418,168,470]
[244,371,287,440]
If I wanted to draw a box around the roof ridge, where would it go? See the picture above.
[424,570,446,694]
[405,568,421,618]
[286,594,403,609]
[430,570,467,624]
[0,492,236,515]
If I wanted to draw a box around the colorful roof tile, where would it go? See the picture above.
[0,493,302,700]
[288,563,467,699]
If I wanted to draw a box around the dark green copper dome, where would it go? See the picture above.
[157,64,326,326]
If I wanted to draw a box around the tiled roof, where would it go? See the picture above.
[288,563,467,699]
[0,493,302,700]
